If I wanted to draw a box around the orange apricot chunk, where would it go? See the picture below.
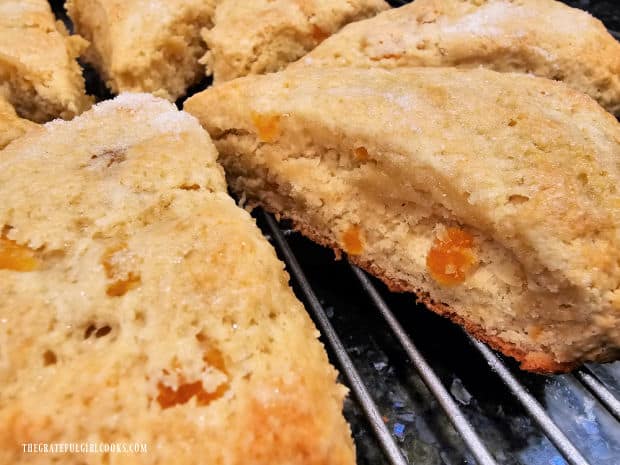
[353,146,369,162]
[0,237,39,271]
[157,347,229,409]
[342,225,364,256]
[251,112,281,143]
[426,227,477,286]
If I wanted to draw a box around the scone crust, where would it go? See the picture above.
[296,0,620,115]
[202,0,389,82]
[0,93,354,465]
[0,0,91,122]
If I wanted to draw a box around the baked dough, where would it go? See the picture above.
[66,0,219,100]
[0,0,92,122]
[0,98,37,149]
[295,0,620,115]
[185,66,620,373]
[0,93,354,465]
[202,0,389,83]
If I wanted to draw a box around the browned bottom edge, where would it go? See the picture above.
[254,201,581,374]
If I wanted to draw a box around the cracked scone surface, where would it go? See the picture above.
[66,0,219,100]
[0,93,354,465]
[295,0,620,115]
[202,0,389,83]
[185,66,620,372]
[0,0,92,122]
[0,98,37,149]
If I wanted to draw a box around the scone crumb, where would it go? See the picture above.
[528,325,544,341]
[0,236,39,271]
[426,226,477,286]
[251,112,281,143]
[342,225,365,256]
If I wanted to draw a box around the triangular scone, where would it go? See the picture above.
[0,94,354,465]
[66,0,219,101]
[294,0,620,116]
[186,67,620,373]
[0,98,37,149]
[202,0,389,83]
[0,0,92,122]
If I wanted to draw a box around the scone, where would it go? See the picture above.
[66,0,219,101]
[0,0,92,122]
[0,94,354,465]
[0,98,37,149]
[202,0,389,83]
[295,0,620,115]
[185,67,620,373]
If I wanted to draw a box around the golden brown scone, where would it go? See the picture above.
[295,0,620,115]
[0,0,92,122]
[0,98,37,149]
[66,0,219,100]
[0,93,354,465]
[185,66,620,373]
[202,0,389,83]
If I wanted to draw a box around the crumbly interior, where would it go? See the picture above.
[185,66,620,372]
[296,0,620,115]
[202,0,389,82]
[215,131,618,371]
[67,0,218,100]
[0,94,354,465]
[0,0,92,122]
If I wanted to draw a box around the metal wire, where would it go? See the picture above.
[575,369,620,421]
[262,212,409,465]
[468,337,590,465]
[349,259,620,465]
[349,264,498,465]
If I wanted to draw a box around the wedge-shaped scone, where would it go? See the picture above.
[0,94,354,465]
[186,67,620,373]
[0,98,37,149]
[295,0,620,116]
[0,0,92,122]
[66,0,219,101]
[202,0,389,83]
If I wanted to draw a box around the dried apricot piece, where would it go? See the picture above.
[251,112,281,143]
[105,273,141,297]
[157,346,229,409]
[203,346,226,372]
[157,380,203,409]
[342,225,364,256]
[353,147,369,162]
[0,237,39,271]
[101,244,141,297]
[426,227,477,286]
